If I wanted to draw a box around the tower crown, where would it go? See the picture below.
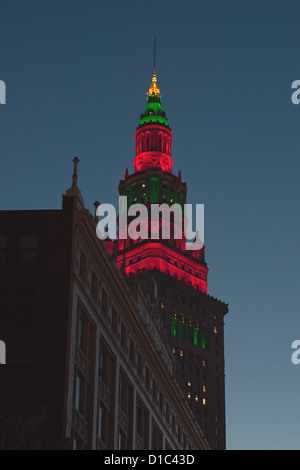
[116,47,208,294]
[139,72,169,129]
[135,67,172,173]
[148,71,160,96]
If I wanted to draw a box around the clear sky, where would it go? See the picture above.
[1,0,300,450]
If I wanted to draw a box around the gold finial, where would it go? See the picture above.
[148,72,160,96]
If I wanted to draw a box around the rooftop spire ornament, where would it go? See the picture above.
[148,35,160,96]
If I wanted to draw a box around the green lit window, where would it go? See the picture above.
[193,328,199,346]
[150,178,159,203]
[201,325,207,349]
[172,316,207,350]
[178,314,185,339]
[171,314,177,336]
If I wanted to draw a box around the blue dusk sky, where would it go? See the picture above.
[1,0,300,450]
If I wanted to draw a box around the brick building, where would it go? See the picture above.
[0,168,209,450]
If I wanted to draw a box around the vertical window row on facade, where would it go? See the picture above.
[98,335,191,450]
[75,249,195,449]
[103,307,185,448]
[73,302,96,450]
[78,248,102,308]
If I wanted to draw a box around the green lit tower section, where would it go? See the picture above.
[117,70,208,293]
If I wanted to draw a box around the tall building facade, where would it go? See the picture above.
[112,69,229,449]
[0,167,209,450]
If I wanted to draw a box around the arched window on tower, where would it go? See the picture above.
[159,136,162,152]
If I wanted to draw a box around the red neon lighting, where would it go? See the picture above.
[117,242,208,294]
[134,124,173,173]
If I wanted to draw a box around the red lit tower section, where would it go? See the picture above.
[116,72,208,294]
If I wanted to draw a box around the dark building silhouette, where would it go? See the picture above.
[0,66,228,450]
[0,170,209,450]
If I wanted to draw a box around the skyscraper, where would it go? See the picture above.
[112,64,229,450]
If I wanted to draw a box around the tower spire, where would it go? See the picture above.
[63,157,85,209]
[153,34,156,74]
[72,157,79,188]
[148,35,160,96]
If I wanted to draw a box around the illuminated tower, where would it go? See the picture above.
[113,56,228,450]
[117,69,208,293]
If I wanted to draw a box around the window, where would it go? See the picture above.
[159,391,164,413]
[121,323,127,349]
[75,374,83,414]
[136,396,149,449]
[119,370,134,449]
[77,317,85,351]
[152,420,163,450]
[165,403,170,424]
[6,349,32,364]
[129,338,135,362]
[0,235,8,264]
[112,308,118,334]
[97,405,103,438]
[13,289,36,325]
[137,352,143,376]
[0,290,6,325]
[79,251,87,281]
[152,379,157,402]
[99,340,116,388]
[145,367,150,389]
[91,270,98,300]
[201,324,208,349]
[102,289,108,317]
[19,234,38,264]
